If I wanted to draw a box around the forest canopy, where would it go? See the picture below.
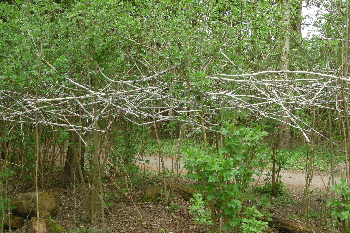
[0,0,348,138]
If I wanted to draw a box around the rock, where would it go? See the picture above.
[2,214,25,229]
[142,184,198,203]
[24,218,65,233]
[141,185,163,202]
[12,192,61,218]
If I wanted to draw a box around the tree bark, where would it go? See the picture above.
[63,131,85,186]
[279,0,292,149]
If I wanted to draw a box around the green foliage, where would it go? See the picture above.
[0,196,10,229]
[183,124,269,232]
[188,193,213,225]
[0,1,347,231]
[143,138,203,157]
[327,179,350,230]
[166,204,182,213]
[281,145,338,171]
[0,167,15,180]
[274,150,289,171]
[109,122,143,169]
[0,0,310,92]
[57,131,70,143]
[239,206,268,233]
[254,182,288,197]
[47,218,65,233]
[0,168,14,229]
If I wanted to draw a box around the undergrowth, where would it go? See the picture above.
[281,145,341,172]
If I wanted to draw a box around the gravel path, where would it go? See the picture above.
[136,155,340,191]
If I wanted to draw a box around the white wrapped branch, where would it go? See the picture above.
[0,67,349,142]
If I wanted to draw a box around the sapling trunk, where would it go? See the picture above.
[341,0,350,185]
[200,111,208,153]
[1,134,10,232]
[271,132,279,197]
[338,2,350,230]
[301,108,316,222]
[326,108,337,226]
[153,121,165,175]
[175,124,187,175]
[35,34,42,220]
[153,120,173,206]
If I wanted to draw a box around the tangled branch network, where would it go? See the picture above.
[1,66,349,142]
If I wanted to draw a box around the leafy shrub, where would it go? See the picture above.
[254,182,288,196]
[188,193,213,225]
[327,178,350,231]
[183,124,270,232]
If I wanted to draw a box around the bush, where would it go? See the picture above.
[183,124,270,232]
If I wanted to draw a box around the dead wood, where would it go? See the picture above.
[174,184,197,201]
[268,217,332,233]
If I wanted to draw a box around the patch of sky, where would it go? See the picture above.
[301,2,327,39]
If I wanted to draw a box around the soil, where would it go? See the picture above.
[7,155,342,233]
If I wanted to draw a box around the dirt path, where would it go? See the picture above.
[136,155,340,191]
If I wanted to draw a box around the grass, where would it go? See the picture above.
[280,145,342,172]
[141,138,205,157]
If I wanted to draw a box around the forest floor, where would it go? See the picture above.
[133,155,341,232]
[8,155,342,233]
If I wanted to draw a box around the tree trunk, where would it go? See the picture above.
[279,0,292,150]
[0,141,8,160]
[63,131,85,186]
[291,0,302,34]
